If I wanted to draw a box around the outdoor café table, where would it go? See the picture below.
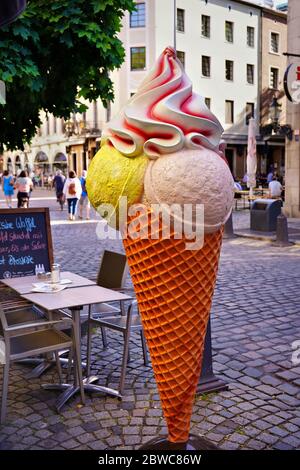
[21,285,132,411]
[1,271,95,295]
[1,272,96,377]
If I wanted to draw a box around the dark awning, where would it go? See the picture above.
[35,151,48,163]
[54,152,67,163]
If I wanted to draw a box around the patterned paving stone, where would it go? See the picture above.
[0,199,300,449]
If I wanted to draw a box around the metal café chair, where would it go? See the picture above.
[87,249,130,349]
[0,304,73,424]
[0,284,73,377]
[85,250,148,393]
[87,300,148,396]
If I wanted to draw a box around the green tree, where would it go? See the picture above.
[0,0,135,150]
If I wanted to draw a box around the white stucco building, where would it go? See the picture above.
[2,0,286,179]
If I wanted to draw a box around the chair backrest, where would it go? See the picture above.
[0,305,8,340]
[97,250,128,290]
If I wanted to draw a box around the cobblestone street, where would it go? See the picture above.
[0,191,300,450]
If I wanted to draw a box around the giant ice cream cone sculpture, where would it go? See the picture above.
[87,47,234,445]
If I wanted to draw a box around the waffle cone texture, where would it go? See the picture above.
[123,210,223,443]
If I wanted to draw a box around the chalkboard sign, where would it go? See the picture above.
[0,208,53,279]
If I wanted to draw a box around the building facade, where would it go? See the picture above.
[284,0,300,218]
[116,0,261,179]
[1,0,288,184]
[259,6,287,179]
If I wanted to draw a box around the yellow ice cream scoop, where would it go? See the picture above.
[86,144,148,230]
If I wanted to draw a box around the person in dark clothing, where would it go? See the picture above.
[53,170,66,210]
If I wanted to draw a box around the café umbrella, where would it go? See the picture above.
[246,117,257,199]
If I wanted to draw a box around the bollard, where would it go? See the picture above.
[274,213,291,247]
[196,318,228,395]
[223,211,235,239]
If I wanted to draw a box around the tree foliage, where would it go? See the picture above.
[0,0,135,150]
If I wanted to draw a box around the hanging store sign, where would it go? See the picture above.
[284,63,300,104]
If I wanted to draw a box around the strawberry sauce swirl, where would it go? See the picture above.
[103,47,224,159]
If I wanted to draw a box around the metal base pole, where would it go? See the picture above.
[274,213,292,247]
[139,434,218,450]
[196,318,228,395]
[223,211,236,239]
[20,351,86,379]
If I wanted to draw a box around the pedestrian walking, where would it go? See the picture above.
[47,174,53,190]
[15,170,33,208]
[63,170,82,221]
[53,170,66,210]
[2,170,14,208]
[79,170,91,220]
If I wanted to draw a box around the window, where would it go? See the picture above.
[46,117,50,135]
[53,117,57,134]
[225,60,234,81]
[130,47,146,70]
[225,21,234,43]
[202,56,211,77]
[130,3,145,28]
[270,32,279,53]
[177,51,185,68]
[247,26,255,47]
[225,100,234,124]
[177,8,185,32]
[246,102,255,125]
[270,67,279,89]
[202,15,210,38]
[247,64,254,84]
[205,97,211,109]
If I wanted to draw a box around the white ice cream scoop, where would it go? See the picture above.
[144,147,235,234]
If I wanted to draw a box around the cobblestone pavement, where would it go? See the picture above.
[0,193,300,450]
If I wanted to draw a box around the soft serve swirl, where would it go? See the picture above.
[102,47,224,159]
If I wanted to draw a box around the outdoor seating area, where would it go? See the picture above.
[1,0,300,459]
[234,187,281,211]
[0,226,299,451]
[0,254,152,423]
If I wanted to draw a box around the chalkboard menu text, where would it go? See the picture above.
[0,208,53,279]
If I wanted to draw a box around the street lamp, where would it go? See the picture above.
[64,119,75,137]
[269,96,282,129]
[260,96,293,141]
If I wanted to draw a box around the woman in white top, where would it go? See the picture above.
[63,170,82,220]
[15,170,33,208]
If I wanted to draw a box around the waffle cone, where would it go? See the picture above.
[123,209,223,443]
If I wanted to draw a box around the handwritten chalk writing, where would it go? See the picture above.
[15,217,36,232]
[32,231,43,239]
[31,241,46,251]
[9,231,31,242]
[20,243,30,252]
[0,220,14,230]
[1,210,51,279]
[0,232,8,243]
[8,255,34,266]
